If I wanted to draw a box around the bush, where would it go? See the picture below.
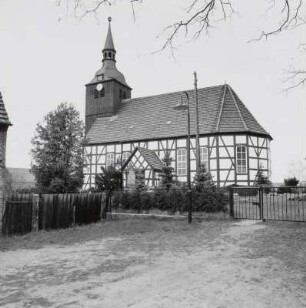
[193,188,229,213]
[110,186,228,214]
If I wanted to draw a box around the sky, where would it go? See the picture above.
[0,0,305,183]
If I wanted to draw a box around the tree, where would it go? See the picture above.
[58,0,305,89]
[254,167,272,193]
[160,152,175,192]
[284,177,299,186]
[95,165,122,192]
[193,164,215,192]
[31,103,84,193]
[254,168,271,186]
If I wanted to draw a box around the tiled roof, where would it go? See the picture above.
[0,92,12,126]
[137,147,164,171]
[122,147,164,171]
[6,168,36,190]
[86,84,271,144]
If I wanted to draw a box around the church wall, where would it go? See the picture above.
[83,133,271,190]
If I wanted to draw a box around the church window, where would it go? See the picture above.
[236,145,247,173]
[106,153,115,167]
[177,148,187,175]
[200,147,209,170]
[122,152,130,163]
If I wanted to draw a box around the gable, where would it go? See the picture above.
[122,147,164,172]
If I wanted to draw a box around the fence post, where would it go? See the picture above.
[73,204,76,227]
[259,186,265,222]
[31,194,39,232]
[229,188,234,218]
[100,192,107,220]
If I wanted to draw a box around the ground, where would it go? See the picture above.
[0,216,306,307]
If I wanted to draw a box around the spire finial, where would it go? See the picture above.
[108,16,112,23]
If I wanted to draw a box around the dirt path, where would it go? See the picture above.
[0,219,305,307]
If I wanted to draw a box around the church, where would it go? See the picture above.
[83,18,272,190]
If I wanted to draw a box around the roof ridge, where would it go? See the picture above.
[122,84,226,103]
[227,85,248,131]
[215,84,227,132]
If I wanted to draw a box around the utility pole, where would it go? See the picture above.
[194,71,200,173]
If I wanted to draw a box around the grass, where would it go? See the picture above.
[0,215,230,252]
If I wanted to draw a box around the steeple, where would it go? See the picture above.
[103,17,115,53]
[88,17,130,88]
[85,17,132,134]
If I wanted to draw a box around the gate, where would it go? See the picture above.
[2,194,33,235]
[229,186,306,222]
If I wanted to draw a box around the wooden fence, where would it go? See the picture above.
[1,192,105,236]
[2,194,34,236]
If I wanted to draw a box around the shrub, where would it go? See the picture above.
[107,186,229,214]
[193,188,229,213]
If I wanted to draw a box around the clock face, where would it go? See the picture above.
[96,83,103,91]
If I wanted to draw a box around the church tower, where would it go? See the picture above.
[85,17,132,133]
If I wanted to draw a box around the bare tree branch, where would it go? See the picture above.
[250,0,305,42]
[284,70,306,90]
[159,0,235,52]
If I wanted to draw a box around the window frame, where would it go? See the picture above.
[177,148,187,176]
[200,146,209,170]
[236,144,247,174]
[106,153,115,167]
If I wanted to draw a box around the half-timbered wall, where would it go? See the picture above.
[122,152,159,188]
[83,134,271,190]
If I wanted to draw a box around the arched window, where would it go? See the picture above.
[177,148,187,175]
[236,145,247,173]
[200,147,208,170]
[106,153,115,167]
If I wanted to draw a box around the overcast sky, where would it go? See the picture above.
[0,0,305,182]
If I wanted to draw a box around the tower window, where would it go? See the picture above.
[93,88,105,98]
[123,91,127,99]
[108,52,111,58]
[97,74,104,81]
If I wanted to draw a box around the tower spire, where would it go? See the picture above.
[103,17,115,62]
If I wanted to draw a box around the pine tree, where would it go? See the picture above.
[194,164,215,192]
[254,168,271,186]
[160,152,175,192]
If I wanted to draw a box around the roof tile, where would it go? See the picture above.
[86,84,271,144]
